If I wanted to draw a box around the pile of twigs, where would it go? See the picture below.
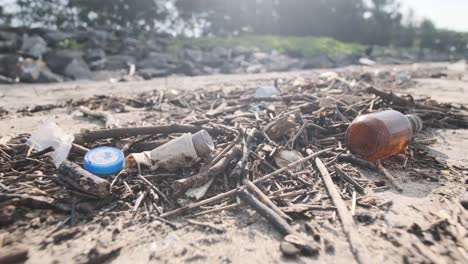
[1,69,467,262]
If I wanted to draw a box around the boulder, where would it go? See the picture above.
[306,52,335,68]
[176,61,202,76]
[137,52,175,69]
[44,49,84,73]
[185,48,203,63]
[0,30,19,52]
[64,58,92,80]
[104,55,136,70]
[84,48,107,70]
[41,30,78,46]
[20,35,48,59]
[138,68,170,80]
[334,53,360,67]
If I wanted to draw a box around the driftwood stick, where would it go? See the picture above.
[375,161,403,192]
[74,124,224,144]
[243,179,292,221]
[252,148,333,184]
[229,128,257,182]
[159,188,239,218]
[57,161,110,198]
[315,158,372,264]
[172,146,241,194]
[337,154,376,169]
[239,94,317,104]
[191,203,242,217]
[366,86,446,111]
[78,106,116,128]
[238,189,296,236]
[334,166,366,195]
[137,175,169,203]
[0,248,28,264]
[161,149,331,218]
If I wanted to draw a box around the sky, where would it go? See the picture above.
[1,0,468,32]
[400,0,468,32]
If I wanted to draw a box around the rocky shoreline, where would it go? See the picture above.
[0,27,463,84]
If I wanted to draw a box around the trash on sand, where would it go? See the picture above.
[27,120,74,167]
[359,57,376,66]
[274,150,304,168]
[346,110,423,161]
[395,71,411,84]
[255,86,278,98]
[126,129,214,172]
[319,71,339,82]
[83,147,125,175]
[58,160,110,198]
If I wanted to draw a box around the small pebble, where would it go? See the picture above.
[374,179,386,187]
[280,241,300,257]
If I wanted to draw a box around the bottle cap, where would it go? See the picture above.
[83,147,124,175]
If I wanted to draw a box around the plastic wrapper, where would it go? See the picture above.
[27,120,74,168]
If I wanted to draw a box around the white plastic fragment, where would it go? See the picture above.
[274,150,304,168]
[27,120,74,168]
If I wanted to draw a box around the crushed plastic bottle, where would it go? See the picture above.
[126,129,214,172]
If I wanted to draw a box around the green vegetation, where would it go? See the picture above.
[169,35,365,57]
[57,39,83,50]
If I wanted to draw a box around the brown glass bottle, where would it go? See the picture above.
[346,110,423,161]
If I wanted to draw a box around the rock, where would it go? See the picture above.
[249,52,270,63]
[137,52,174,70]
[84,48,106,63]
[245,64,266,74]
[41,30,78,46]
[231,46,249,57]
[43,48,91,79]
[176,61,202,76]
[84,48,107,70]
[280,241,300,257]
[211,46,230,59]
[64,58,92,80]
[0,54,20,78]
[220,62,239,74]
[104,55,136,70]
[0,30,19,52]
[20,35,48,59]
[185,48,203,63]
[44,49,84,74]
[307,52,335,68]
[36,67,64,83]
[138,68,169,80]
[201,52,224,68]
[334,53,360,67]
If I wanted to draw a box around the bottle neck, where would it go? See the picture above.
[405,114,423,134]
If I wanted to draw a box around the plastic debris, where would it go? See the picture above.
[274,150,304,168]
[255,86,278,98]
[359,58,376,66]
[27,120,74,168]
[126,130,214,172]
[83,147,125,175]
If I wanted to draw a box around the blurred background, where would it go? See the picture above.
[0,0,467,83]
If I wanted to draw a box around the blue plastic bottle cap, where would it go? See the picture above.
[83,146,124,175]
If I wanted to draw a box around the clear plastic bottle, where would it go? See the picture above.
[346,110,423,161]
